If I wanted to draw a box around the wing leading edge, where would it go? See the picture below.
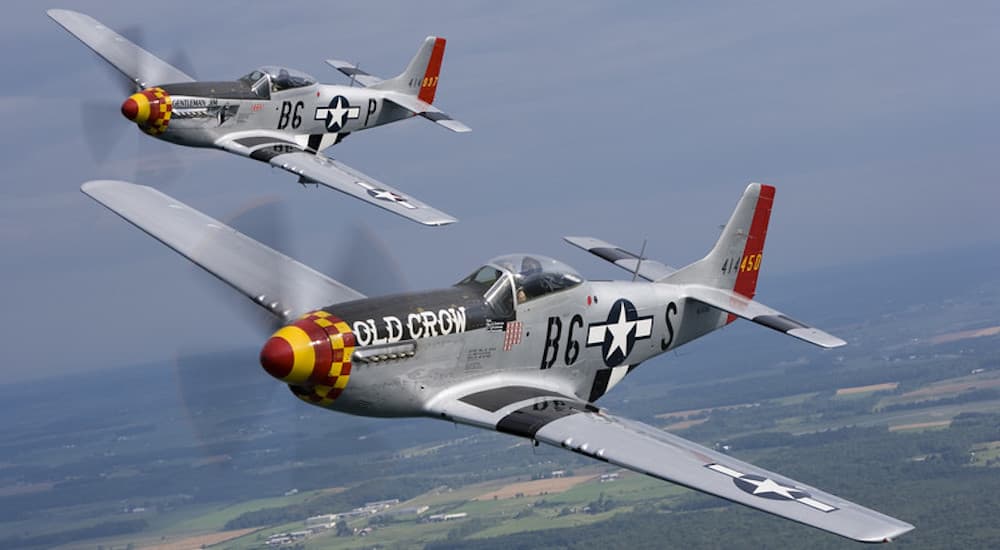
[426,386,913,543]
[81,180,364,321]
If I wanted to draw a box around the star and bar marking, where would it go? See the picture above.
[586,298,653,367]
[354,180,417,209]
[315,95,360,132]
[706,463,837,513]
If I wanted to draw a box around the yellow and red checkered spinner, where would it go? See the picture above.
[260,311,355,406]
[120,87,172,135]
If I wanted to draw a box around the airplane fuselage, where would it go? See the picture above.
[280,279,727,418]
[137,81,412,150]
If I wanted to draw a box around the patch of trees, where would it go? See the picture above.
[428,413,1000,549]
[0,519,148,550]
[876,388,1000,413]
[622,354,988,422]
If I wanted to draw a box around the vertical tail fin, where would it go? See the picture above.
[662,183,775,299]
[372,36,447,104]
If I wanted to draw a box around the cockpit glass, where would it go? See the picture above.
[241,66,317,92]
[456,265,503,292]
[238,70,266,84]
[490,254,583,304]
[458,255,582,310]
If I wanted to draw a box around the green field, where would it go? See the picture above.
[4,255,1000,549]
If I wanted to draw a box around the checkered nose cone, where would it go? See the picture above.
[119,87,172,135]
[259,323,322,385]
[259,312,355,404]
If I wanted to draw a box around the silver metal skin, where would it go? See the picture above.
[49,9,468,226]
[81,179,913,543]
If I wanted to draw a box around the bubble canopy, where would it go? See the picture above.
[239,66,316,91]
[457,254,584,306]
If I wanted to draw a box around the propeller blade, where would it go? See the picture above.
[333,223,410,296]
[172,210,411,462]
[222,196,294,335]
[173,346,291,463]
[133,135,187,188]
[168,49,199,81]
[79,99,128,164]
[115,25,148,93]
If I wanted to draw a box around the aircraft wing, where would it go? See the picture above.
[425,386,913,543]
[682,284,846,349]
[217,135,457,226]
[81,180,365,321]
[565,236,677,281]
[48,9,194,90]
[382,91,471,133]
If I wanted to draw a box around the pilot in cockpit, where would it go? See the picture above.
[515,256,542,304]
[274,69,293,91]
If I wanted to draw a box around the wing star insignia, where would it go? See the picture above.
[353,180,417,209]
[706,463,838,513]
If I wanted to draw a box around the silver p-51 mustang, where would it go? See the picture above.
[81,179,914,543]
[50,9,469,226]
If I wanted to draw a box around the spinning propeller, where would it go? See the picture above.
[174,200,407,464]
[78,26,195,184]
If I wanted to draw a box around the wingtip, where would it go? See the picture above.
[439,119,472,133]
[857,522,915,543]
[46,8,80,21]
[80,179,146,197]
[81,179,117,194]
[827,338,848,349]
[425,218,458,227]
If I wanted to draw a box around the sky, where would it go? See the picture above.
[1,1,997,382]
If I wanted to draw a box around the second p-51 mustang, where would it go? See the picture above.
[81,180,913,543]
[50,9,469,226]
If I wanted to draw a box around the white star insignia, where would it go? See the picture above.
[741,477,798,499]
[315,96,360,131]
[586,299,653,365]
[604,304,635,361]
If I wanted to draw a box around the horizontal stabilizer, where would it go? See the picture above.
[325,58,384,88]
[383,92,471,133]
[81,180,364,320]
[565,236,676,281]
[682,284,846,348]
